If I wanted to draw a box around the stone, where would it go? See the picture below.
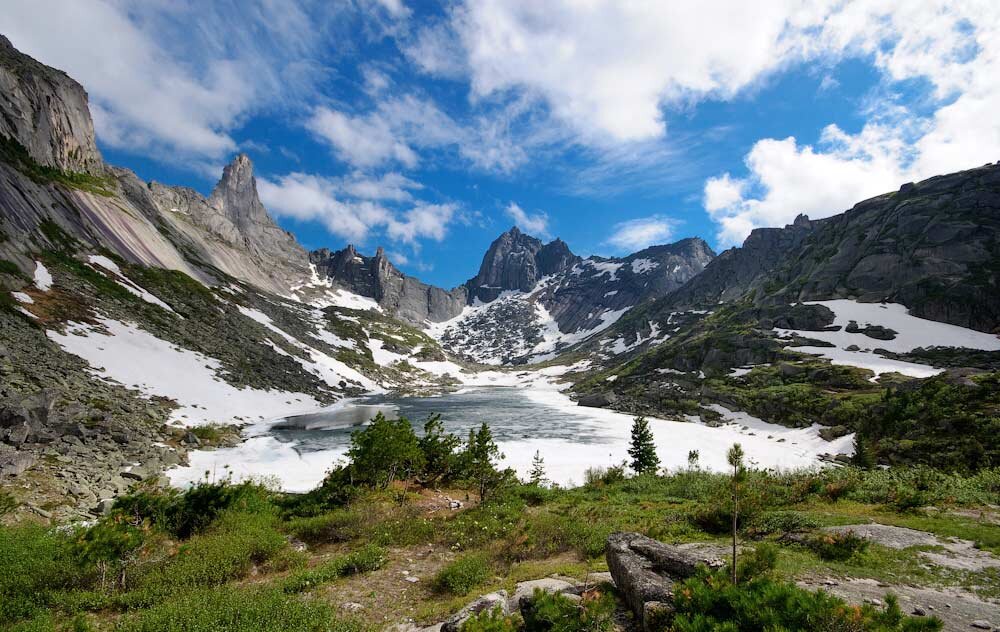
[440,591,508,632]
[508,578,574,611]
[606,532,722,631]
[971,621,992,630]
[340,602,363,612]
[94,498,114,515]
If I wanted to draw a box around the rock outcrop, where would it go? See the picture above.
[0,34,103,175]
[465,227,579,303]
[667,163,1000,333]
[310,245,467,324]
[606,532,724,630]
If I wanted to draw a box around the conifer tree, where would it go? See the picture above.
[529,450,547,486]
[727,443,746,584]
[628,416,659,474]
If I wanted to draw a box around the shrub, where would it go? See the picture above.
[734,543,778,583]
[0,525,80,626]
[284,509,364,544]
[348,413,425,489]
[460,607,519,632]
[671,570,941,631]
[280,544,387,594]
[807,531,870,561]
[341,543,387,575]
[521,588,615,632]
[435,553,493,596]
[116,585,362,632]
[583,465,626,487]
[746,511,818,537]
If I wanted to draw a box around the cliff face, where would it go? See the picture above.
[309,246,467,324]
[0,35,102,175]
[465,227,580,303]
[664,164,1000,333]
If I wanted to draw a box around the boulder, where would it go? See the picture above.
[606,532,722,631]
[508,578,574,611]
[440,591,508,632]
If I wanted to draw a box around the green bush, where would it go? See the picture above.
[521,589,615,632]
[807,531,870,562]
[280,544,386,594]
[116,585,362,632]
[434,553,493,596]
[0,525,81,626]
[460,607,519,632]
[284,509,364,544]
[348,413,425,489]
[672,570,941,631]
[746,511,818,537]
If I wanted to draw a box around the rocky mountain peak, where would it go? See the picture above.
[465,227,580,303]
[0,33,103,175]
[209,153,269,232]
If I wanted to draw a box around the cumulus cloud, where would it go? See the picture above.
[606,216,678,252]
[3,0,336,162]
[307,95,528,172]
[257,171,456,247]
[703,1,1000,245]
[504,202,549,237]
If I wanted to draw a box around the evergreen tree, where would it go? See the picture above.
[462,423,513,501]
[418,414,460,483]
[687,449,700,470]
[852,434,877,470]
[347,413,425,489]
[727,443,746,584]
[628,416,660,474]
[529,450,547,486]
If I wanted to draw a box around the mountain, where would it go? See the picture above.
[429,228,715,364]
[309,245,466,324]
[665,164,1000,333]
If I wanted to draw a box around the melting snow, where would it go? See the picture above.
[776,300,1000,378]
[87,255,177,314]
[12,291,33,304]
[630,258,659,274]
[33,261,52,291]
[47,318,324,425]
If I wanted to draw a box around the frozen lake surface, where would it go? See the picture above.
[168,385,854,491]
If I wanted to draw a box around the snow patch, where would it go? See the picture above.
[87,255,177,314]
[33,261,52,291]
[630,258,659,274]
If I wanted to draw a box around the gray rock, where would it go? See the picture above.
[508,578,574,611]
[440,591,508,632]
[971,621,993,630]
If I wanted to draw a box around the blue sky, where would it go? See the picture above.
[6,1,1000,288]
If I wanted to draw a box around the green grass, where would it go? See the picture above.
[434,553,493,596]
[0,135,115,196]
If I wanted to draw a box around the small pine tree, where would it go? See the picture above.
[727,443,746,584]
[529,450,547,486]
[419,414,461,483]
[628,416,660,474]
[687,449,700,470]
[852,434,876,470]
[462,423,512,502]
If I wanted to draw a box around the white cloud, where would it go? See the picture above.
[606,216,678,252]
[307,107,419,168]
[257,172,455,246]
[504,202,549,237]
[419,1,812,144]
[703,1,1000,245]
[307,95,528,173]
[3,0,332,161]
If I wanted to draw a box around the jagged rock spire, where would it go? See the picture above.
[209,154,269,233]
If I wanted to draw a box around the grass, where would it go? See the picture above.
[2,467,998,630]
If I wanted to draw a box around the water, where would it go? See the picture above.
[168,385,851,491]
[270,387,614,453]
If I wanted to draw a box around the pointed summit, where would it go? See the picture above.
[209,153,268,232]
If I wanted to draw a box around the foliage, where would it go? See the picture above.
[280,544,387,594]
[0,135,114,196]
[808,531,870,562]
[434,553,493,596]
[348,413,425,489]
[419,414,462,484]
[672,570,942,631]
[116,585,363,632]
[628,416,659,474]
[460,607,519,632]
[529,451,547,486]
[114,480,275,539]
[0,525,81,626]
[462,423,515,502]
[0,489,17,516]
[520,588,615,632]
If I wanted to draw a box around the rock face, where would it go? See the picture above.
[0,35,103,174]
[606,532,723,631]
[668,164,1000,333]
[465,227,580,303]
[310,246,467,324]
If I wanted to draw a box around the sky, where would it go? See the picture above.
[5,1,1000,288]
